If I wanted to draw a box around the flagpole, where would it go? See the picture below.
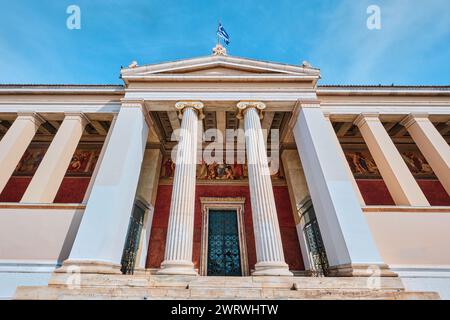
[217,21,220,45]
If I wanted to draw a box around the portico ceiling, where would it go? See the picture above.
[150,109,291,151]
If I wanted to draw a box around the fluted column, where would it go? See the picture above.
[400,113,450,196]
[158,101,204,275]
[237,101,292,276]
[0,113,44,193]
[355,113,429,206]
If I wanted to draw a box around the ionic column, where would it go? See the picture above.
[400,114,450,196]
[158,101,204,275]
[0,113,44,193]
[237,101,292,276]
[354,113,429,206]
[65,102,149,273]
[21,113,88,203]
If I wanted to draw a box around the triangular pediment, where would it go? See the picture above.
[120,54,320,83]
[167,66,278,76]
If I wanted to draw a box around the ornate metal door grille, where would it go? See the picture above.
[120,202,146,275]
[298,197,329,277]
[304,219,329,276]
[207,210,242,276]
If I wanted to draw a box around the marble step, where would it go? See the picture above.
[47,274,405,291]
[14,285,439,300]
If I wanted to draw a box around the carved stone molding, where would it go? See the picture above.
[212,44,227,56]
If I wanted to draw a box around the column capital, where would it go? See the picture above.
[63,112,90,127]
[400,113,429,129]
[354,113,380,128]
[175,101,205,120]
[16,112,46,126]
[236,101,266,120]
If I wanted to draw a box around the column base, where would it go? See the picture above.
[55,260,122,275]
[327,263,398,277]
[157,260,198,276]
[252,261,293,276]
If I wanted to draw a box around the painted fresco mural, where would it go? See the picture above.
[160,157,284,181]
[344,147,436,179]
[13,145,100,176]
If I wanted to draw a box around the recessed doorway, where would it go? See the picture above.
[200,197,249,276]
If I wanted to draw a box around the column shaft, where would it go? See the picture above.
[293,105,390,276]
[21,113,88,203]
[281,150,312,270]
[323,116,365,205]
[158,102,203,275]
[355,114,429,206]
[66,104,148,272]
[0,113,43,193]
[239,102,292,276]
[401,114,450,195]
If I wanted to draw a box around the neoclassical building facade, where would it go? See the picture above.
[0,46,449,299]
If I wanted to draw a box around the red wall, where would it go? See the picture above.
[357,179,450,206]
[0,176,91,203]
[146,184,305,271]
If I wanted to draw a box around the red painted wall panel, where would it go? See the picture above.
[54,177,91,203]
[0,176,91,203]
[417,180,450,206]
[146,184,305,271]
[356,179,450,206]
[356,179,395,205]
[0,177,32,202]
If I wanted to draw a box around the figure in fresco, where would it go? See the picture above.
[402,152,421,173]
[232,163,243,179]
[355,152,369,173]
[16,149,45,174]
[87,151,100,173]
[197,160,208,179]
[207,162,218,179]
[224,165,234,180]
[348,152,378,174]
[346,154,357,173]
[216,163,226,178]
[68,151,91,172]
[345,151,379,175]
[401,151,433,175]
[243,163,248,178]
[164,158,174,178]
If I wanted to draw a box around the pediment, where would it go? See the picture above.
[120,55,320,83]
[167,66,277,76]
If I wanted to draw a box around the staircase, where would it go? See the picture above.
[14,273,439,300]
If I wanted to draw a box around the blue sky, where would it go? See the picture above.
[0,0,449,85]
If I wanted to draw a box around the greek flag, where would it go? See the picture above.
[217,23,230,45]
